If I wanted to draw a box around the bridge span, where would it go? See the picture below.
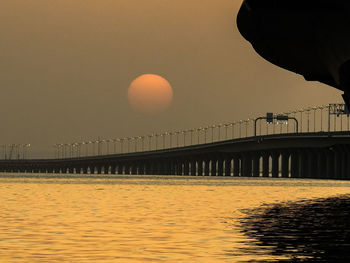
[1,132,350,179]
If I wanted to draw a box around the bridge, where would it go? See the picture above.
[1,104,350,179]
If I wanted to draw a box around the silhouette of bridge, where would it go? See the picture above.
[1,104,350,179]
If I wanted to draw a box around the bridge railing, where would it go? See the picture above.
[53,103,350,159]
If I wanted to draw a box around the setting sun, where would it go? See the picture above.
[128,74,173,114]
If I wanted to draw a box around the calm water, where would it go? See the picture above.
[1,174,350,262]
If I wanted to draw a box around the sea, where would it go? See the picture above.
[0,174,350,262]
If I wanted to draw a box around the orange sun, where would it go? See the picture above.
[128,74,173,114]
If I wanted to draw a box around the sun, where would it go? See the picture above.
[128,74,173,114]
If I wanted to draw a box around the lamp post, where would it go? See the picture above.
[182,131,186,146]
[239,120,243,138]
[121,138,127,153]
[299,109,304,133]
[155,134,159,150]
[139,136,145,151]
[230,123,235,139]
[106,139,111,154]
[224,124,229,140]
[189,129,194,145]
[196,128,202,144]
[161,133,166,149]
[53,144,58,159]
[127,137,132,153]
[319,106,324,132]
[147,134,153,151]
[245,119,250,137]
[134,137,138,152]
[217,124,222,140]
[58,144,63,158]
[175,132,180,147]
[169,132,173,148]
[204,127,208,143]
[25,144,31,159]
[211,125,215,142]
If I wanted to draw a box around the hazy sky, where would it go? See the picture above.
[0,0,342,157]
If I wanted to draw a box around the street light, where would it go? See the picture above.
[224,124,229,140]
[211,125,216,142]
[181,130,186,146]
[139,136,145,151]
[189,129,194,145]
[196,127,202,144]
[217,124,223,140]
[133,137,138,152]
[239,120,243,138]
[147,134,153,151]
[160,133,166,149]
[25,144,31,159]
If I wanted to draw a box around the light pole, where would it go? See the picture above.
[224,124,229,140]
[169,132,173,148]
[197,128,202,144]
[189,129,194,145]
[139,136,145,151]
[182,131,186,146]
[319,106,324,132]
[106,139,111,154]
[127,137,132,153]
[211,125,215,142]
[134,137,138,152]
[204,127,208,143]
[244,119,250,137]
[176,132,180,147]
[161,133,166,149]
[155,134,159,150]
[57,144,63,158]
[25,144,31,159]
[217,124,222,140]
[147,134,153,151]
[121,138,127,153]
[239,120,243,138]
[53,144,58,159]
[231,123,235,139]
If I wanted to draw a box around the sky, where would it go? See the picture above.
[0,0,343,157]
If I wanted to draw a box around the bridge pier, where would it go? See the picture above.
[197,159,203,176]
[339,146,348,179]
[306,150,314,178]
[233,156,240,177]
[262,153,269,177]
[203,159,209,176]
[271,152,279,178]
[225,157,231,176]
[290,151,299,178]
[110,165,116,175]
[190,160,196,176]
[281,151,289,178]
[217,158,223,176]
[334,149,342,179]
[316,151,325,179]
[241,153,252,177]
[211,159,217,176]
[131,164,137,175]
[252,154,260,177]
[326,150,335,179]
[347,146,350,179]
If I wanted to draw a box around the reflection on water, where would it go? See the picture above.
[240,195,350,262]
[0,174,350,262]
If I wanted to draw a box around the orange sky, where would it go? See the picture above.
[0,0,342,157]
